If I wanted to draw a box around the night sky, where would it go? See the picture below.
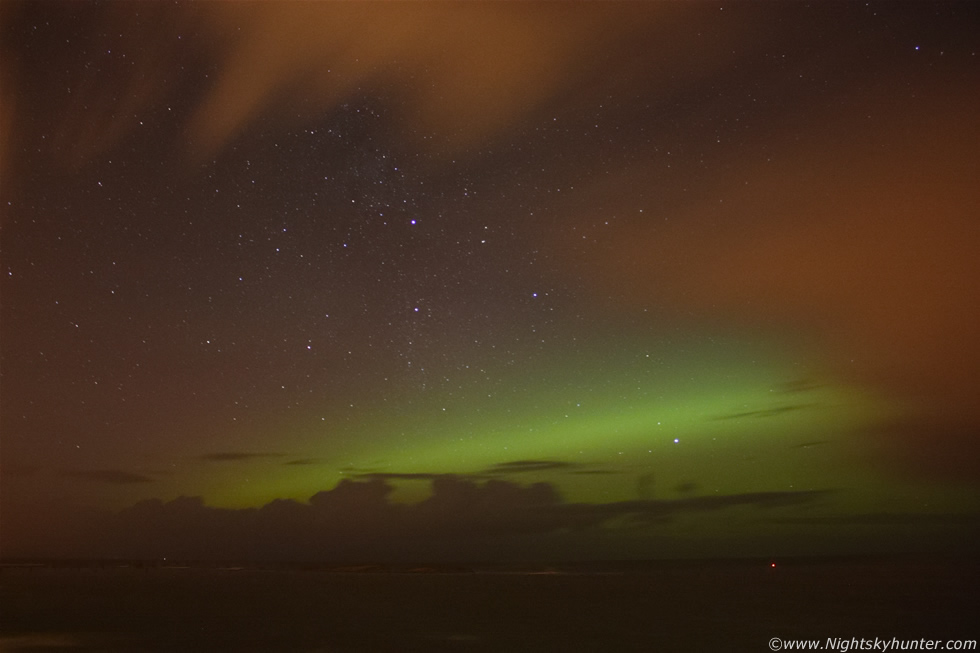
[1,1,978,561]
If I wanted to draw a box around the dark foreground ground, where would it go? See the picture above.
[1,558,977,652]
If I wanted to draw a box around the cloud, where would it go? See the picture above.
[354,472,448,481]
[352,460,603,481]
[772,512,980,527]
[792,441,831,450]
[2,477,841,561]
[674,481,699,494]
[284,458,324,466]
[181,3,669,160]
[483,460,574,474]
[713,404,816,421]
[18,476,979,561]
[3,3,758,175]
[198,452,285,462]
[411,476,564,536]
[563,75,979,480]
[60,469,155,485]
[553,490,835,529]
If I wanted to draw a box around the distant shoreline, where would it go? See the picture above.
[3,553,977,575]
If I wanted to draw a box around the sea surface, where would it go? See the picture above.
[1,558,976,652]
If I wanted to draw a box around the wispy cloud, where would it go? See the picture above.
[775,379,823,394]
[792,440,831,449]
[352,460,590,481]
[355,472,447,481]
[483,460,573,474]
[713,404,815,420]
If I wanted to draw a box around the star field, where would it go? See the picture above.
[1,1,978,560]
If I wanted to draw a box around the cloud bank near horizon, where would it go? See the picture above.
[3,476,975,563]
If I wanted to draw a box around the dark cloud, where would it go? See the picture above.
[636,473,655,501]
[355,460,595,481]
[410,476,564,537]
[354,472,448,482]
[772,512,980,527]
[674,481,699,495]
[713,404,815,420]
[61,469,155,485]
[284,458,324,466]
[792,441,831,449]
[557,490,835,529]
[483,460,574,474]
[683,490,831,511]
[198,452,285,463]
[775,379,824,394]
[1,478,837,561]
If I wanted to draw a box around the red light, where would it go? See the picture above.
[770,562,776,568]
